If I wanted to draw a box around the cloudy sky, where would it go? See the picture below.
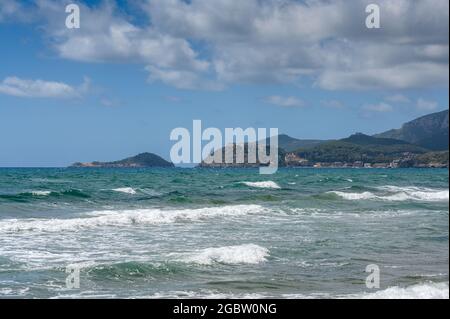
[0,0,448,166]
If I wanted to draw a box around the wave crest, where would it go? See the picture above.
[354,282,449,299]
[330,186,449,202]
[0,204,266,233]
[242,181,281,189]
[182,244,269,265]
[112,187,137,194]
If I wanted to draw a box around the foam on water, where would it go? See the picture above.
[242,181,281,189]
[378,186,449,201]
[331,191,377,200]
[0,168,447,298]
[112,187,137,194]
[352,282,449,299]
[330,186,449,202]
[127,282,449,299]
[0,204,266,233]
[31,191,52,196]
[182,244,269,265]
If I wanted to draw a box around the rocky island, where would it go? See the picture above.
[70,152,174,168]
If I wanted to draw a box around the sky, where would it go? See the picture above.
[0,0,448,167]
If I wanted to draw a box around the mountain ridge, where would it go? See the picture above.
[292,133,429,165]
[68,110,449,169]
[374,109,449,151]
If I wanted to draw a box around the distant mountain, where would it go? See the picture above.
[341,133,416,146]
[273,134,327,152]
[294,133,428,164]
[70,152,174,168]
[375,110,449,151]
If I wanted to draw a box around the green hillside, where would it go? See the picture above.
[295,133,428,163]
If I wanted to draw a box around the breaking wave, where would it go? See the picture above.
[352,282,449,299]
[330,186,448,202]
[241,181,281,189]
[181,244,269,265]
[31,191,52,196]
[112,187,137,194]
[0,204,266,233]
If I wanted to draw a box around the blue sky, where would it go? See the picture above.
[0,0,448,167]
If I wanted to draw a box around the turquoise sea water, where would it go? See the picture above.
[0,168,448,298]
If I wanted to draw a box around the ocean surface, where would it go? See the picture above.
[0,168,448,299]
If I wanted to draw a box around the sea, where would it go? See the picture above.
[0,168,448,299]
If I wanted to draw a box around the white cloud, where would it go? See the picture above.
[146,0,449,90]
[146,66,223,91]
[4,0,449,91]
[385,94,411,103]
[0,76,88,98]
[363,102,394,113]
[416,98,438,111]
[265,96,304,108]
[34,1,213,90]
[317,62,449,90]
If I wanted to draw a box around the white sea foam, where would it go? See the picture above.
[46,282,450,299]
[0,205,266,233]
[0,287,29,297]
[112,187,137,195]
[330,186,449,202]
[242,181,281,189]
[0,288,13,295]
[331,191,377,200]
[31,191,52,196]
[288,207,421,219]
[182,244,269,265]
[378,186,449,201]
[352,282,449,299]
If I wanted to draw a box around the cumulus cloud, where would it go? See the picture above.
[33,0,213,90]
[145,0,449,90]
[0,76,88,98]
[146,66,223,91]
[265,96,304,108]
[317,62,448,90]
[3,0,449,91]
[416,98,438,111]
